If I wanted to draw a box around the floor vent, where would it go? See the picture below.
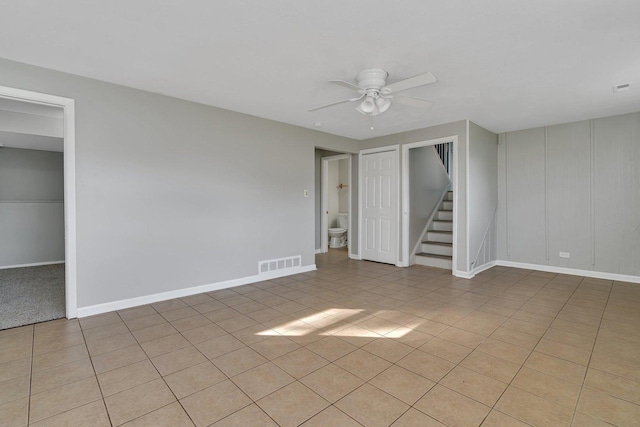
[259,255,302,275]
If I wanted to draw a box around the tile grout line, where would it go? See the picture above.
[222,277,352,426]
[26,325,34,427]
[411,273,549,425]
[12,260,637,427]
[115,305,202,427]
[409,271,585,426]
[209,279,349,426]
[79,318,115,427]
[329,273,528,426]
[481,274,588,423]
[568,279,613,426]
[26,320,103,426]
[488,274,587,423]
[488,275,610,425]
[117,293,310,426]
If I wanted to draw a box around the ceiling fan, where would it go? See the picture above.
[309,69,436,116]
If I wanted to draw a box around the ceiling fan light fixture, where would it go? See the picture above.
[376,97,391,113]
[359,96,375,113]
[311,69,436,122]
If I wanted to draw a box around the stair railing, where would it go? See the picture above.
[434,142,450,175]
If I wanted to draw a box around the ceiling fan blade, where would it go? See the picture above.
[392,95,434,109]
[308,94,364,112]
[381,72,437,94]
[329,80,363,92]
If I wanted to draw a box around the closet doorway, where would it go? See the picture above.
[0,86,77,329]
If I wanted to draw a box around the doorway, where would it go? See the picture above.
[321,154,351,254]
[0,86,77,326]
[401,136,459,270]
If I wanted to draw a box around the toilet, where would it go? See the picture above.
[328,213,348,248]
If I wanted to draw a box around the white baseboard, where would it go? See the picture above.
[453,270,474,279]
[349,253,361,260]
[496,260,640,284]
[314,248,322,254]
[452,260,498,279]
[471,260,498,276]
[77,264,317,318]
[0,260,65,270]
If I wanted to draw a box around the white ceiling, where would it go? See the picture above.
[0,1,638,140]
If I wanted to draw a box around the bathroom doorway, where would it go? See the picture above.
[321,154,351,254]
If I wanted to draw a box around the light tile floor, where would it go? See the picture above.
[1,251,639,426]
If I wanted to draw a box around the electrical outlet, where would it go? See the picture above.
[303,189,309,198]
[559,252,570,258]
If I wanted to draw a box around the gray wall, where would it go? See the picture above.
[468,122,498,270]
[408,145,450,254]
[338,158,349,213]
[0,147,65,266]
[359,120,469,272]
[0,58,359,308]
[497,112,640,276]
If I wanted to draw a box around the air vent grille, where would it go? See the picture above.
[259,255,302,275]
[613,83,631,92]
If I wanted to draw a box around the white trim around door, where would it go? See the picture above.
[401,136,459,270]
[0,85,78,319]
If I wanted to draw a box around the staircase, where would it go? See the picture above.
[415,191,453,270]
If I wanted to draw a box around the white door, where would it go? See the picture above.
[361,149,398,264]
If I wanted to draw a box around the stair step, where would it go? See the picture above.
[436,210,453,220]
[417,253,452,260]
[417,191,454,263]
[415,252,453,269]
[430,220,453,232]
[426,230,453,243]
[421,241,453,256]
[422,240,452,246]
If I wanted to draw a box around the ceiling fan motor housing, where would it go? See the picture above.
[356,69,388,90]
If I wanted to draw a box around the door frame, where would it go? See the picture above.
[401,135,459,269]
[321,154,351,253]
[0,85,78,319]
[358,145,401,266]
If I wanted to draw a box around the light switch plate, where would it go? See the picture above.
[303,189,309,197]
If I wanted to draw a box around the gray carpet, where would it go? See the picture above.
[0,264,65,330]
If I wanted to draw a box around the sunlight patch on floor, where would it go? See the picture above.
[256,308,363,336]
[255,307,421,338]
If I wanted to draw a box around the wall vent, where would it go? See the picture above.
[613,83,631,92]
[258,255,302,275]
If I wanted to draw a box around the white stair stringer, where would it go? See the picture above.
[415,191,453,270]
